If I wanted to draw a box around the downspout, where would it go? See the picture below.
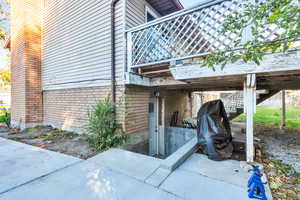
[111,0,121,105]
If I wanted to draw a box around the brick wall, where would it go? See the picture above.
[122,87,191,134]
[43,86,125,133]
[10,0,43,129]
[124,86,151,134]
[42,85,153,135]
[43,86,192,135]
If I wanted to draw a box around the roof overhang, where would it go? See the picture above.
[147,0,183,16]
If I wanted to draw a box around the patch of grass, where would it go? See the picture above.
[234,106,300,129]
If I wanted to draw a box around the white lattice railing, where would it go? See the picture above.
[126,0,291,69]
[221,92,244,113]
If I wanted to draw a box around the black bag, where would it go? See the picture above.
[197,100,233,161]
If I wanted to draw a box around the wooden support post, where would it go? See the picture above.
[188,92,193,118]
[281,90,286,129]
[159,98,166,156]
[155,95,160,156]
[127,32,133,71]
[244,74,256,163]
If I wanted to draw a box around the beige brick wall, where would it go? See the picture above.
[124,86,151,134]
[43,86,125,133]
[122,87,191,133]
[10,0,43,129]
[43,85,152,135]
[28,86,153,137]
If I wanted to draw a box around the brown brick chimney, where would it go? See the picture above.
[10,0,43,129]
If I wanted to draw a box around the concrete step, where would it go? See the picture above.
[87,149,161,182]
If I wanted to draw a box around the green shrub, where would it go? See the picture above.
[0,108,11,128]
[85,97,126,151]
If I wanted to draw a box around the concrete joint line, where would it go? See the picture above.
[0,160,83,195]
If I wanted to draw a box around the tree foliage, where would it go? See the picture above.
[0,0,9,41]
[203,0,300,69]
[0,68,10,87]
[0,0,10,88]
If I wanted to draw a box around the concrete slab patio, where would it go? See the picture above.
[0,138,271,200]
[0,138,81,194]
[0,160,181,200]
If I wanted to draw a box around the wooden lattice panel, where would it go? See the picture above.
[221,92,244,113]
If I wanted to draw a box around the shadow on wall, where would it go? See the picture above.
[164,91,190,126]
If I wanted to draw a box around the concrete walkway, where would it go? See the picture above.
[0,138,81,195]
[0,138,269,200]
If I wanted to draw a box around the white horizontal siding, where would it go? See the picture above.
[42,0,124,90]
[125,0,161,29]
[126,0,146,29]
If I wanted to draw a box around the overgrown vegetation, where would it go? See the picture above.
[234,106,300,129]
[85,98,127,151]
[203,0,300,69]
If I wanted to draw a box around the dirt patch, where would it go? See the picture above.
[0,126,98,159]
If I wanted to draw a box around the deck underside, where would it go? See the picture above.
[127,50,300,91]
[150,71,300,91]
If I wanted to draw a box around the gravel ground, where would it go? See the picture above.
[254,125,300,200]
[255,125,300,173]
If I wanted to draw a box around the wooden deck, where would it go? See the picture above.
[125,0,300,92]
[126,49,300,91]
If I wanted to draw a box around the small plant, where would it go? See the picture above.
[0,108,11,128]
[85,97,127,151]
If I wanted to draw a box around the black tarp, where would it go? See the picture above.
[197,100,233,161]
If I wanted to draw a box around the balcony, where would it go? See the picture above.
[125,0,300,89]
